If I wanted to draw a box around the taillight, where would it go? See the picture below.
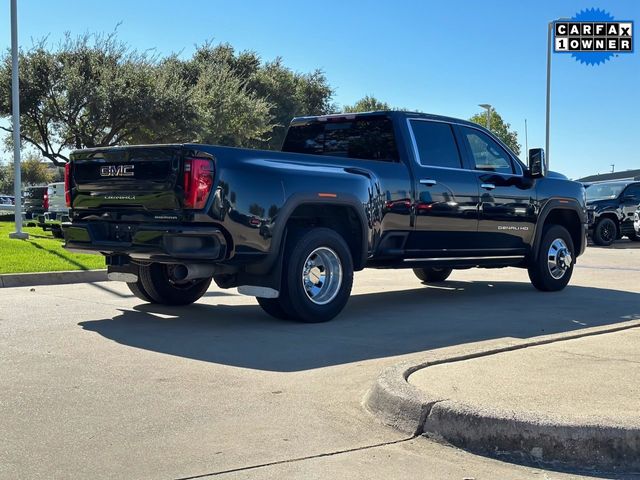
[43,193,49,211]
[64,162,72,207]
[183,158,213,209]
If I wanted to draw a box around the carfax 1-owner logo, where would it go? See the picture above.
[554,8,633,65]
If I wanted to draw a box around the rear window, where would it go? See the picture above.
[282,116,399,162]
[24,187,46,199]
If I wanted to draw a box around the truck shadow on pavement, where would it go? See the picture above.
[79,281,640,372]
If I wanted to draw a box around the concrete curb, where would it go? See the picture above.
[0,270,107,288]
[364,320,640,470]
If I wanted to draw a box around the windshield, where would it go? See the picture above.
[585,182,627,201]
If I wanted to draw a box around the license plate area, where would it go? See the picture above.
[110,223,136,243]
[87,222,138,244]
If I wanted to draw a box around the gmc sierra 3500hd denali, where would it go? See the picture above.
[63,111,587,322]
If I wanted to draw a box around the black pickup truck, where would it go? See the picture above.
[585,180,640,246]
[63,111,587,322]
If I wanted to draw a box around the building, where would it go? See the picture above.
[577,169,640,183]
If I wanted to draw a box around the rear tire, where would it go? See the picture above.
[256,297,291,320]
[277,228,353,323]
[413,267,452,283]
[592,217,617,246]
[528,225,575,292]
[127,278,157,303]
[137,263,211,305]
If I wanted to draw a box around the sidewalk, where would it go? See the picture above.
[409,327,640,472]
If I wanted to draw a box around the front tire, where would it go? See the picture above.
[413,267,452,283]
[528,225,575,292]
[277,228,353,323]
[592,218,617,246]
[136,263,211,305]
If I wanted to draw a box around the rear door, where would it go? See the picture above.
[71,146,183,211]
[407,119,480,253]
[456,125,536,252]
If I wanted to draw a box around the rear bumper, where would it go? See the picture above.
[63,221,227,262]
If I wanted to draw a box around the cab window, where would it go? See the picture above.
[460,127,514,174]
[409,120,462,168]
[623,184,640,200]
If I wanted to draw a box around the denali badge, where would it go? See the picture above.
[100,165,135,177]
[498,225,529,231]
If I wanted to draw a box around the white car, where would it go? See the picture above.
[0,195,14,212]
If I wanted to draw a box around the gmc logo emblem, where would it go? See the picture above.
[100,165,135,177]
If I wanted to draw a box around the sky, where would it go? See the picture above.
[0,0,638,179]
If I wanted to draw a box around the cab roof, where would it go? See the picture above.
[290,110,483,130]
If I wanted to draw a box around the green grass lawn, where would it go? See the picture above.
[0,217,105,274]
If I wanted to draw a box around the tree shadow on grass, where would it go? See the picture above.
[79,280,640,372]
[27,240,90,270]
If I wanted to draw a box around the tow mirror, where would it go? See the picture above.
[528,148,546,178]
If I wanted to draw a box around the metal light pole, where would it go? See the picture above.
[9,0,28,239]
[478,104,492,131]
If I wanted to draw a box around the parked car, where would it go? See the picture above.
[634,205,640,237]
[63,111,587,322]
[23,186,47,220]
[37,182,70,238]
[585,180,640,245]
[0,194,14,212]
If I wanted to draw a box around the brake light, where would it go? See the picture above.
[183,158,213,209]
[43,193,49,211]
[64,162,72,207]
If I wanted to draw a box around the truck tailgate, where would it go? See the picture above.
[71,146,183,211]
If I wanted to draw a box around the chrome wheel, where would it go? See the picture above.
[547,238,572,280]
[302,247,343,305]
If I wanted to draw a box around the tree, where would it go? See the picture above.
[0,36,337,159]
[21,153,53,186]
[469,109,521,155]
[0,164,13,194]
[183,43,336,149]
[0,33,192,165]
[343,95,391,113]
[0,154,52,193]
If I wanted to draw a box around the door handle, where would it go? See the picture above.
[420,179,437,186]
[481,183,496,190]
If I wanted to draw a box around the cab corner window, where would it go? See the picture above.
[409,120,462,169]
[461,127,514,174]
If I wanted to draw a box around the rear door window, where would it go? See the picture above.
[409,120,462,168]
[282,116,399,162]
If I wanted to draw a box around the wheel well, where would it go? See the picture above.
[543,209,583,253]
[595,212,619,228]
[286,203,366,270]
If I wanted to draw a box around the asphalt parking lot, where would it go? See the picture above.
[2,242,639,479]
